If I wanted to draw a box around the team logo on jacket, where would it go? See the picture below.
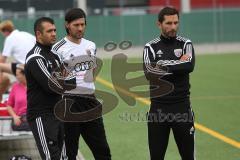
[156,50,163,57]
[174,49,182,58]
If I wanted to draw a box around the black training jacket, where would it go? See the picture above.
[25,42,75,121]
[143,35,195,104]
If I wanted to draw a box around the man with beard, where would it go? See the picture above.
[143,7,196,160]
[52,8,111,160]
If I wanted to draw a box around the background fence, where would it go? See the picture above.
[1,8,240,49]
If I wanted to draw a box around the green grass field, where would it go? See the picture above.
[79,53,240,160]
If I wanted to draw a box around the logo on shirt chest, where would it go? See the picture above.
[74,61,95,72]
[156,50,163,57]
[174,49,182,58]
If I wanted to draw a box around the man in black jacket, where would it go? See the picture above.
[143,7,196,160]
[25,17,75,160]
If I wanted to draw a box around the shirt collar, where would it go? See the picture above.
[160,34,176,43]
[36,41,52,50]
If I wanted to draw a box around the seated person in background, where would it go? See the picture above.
[6,65,30,131]
[0,20,35,102]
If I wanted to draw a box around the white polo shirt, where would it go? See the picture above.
[2,29,36,63]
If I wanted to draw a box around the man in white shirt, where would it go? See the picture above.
[52,8,111,160]
[0,20,35,74]
[0,20,36,63]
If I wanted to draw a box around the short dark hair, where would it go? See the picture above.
[158,6,179,23]
[65,8,86,34]
[34,17,54,35]
[65,8,86,23]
